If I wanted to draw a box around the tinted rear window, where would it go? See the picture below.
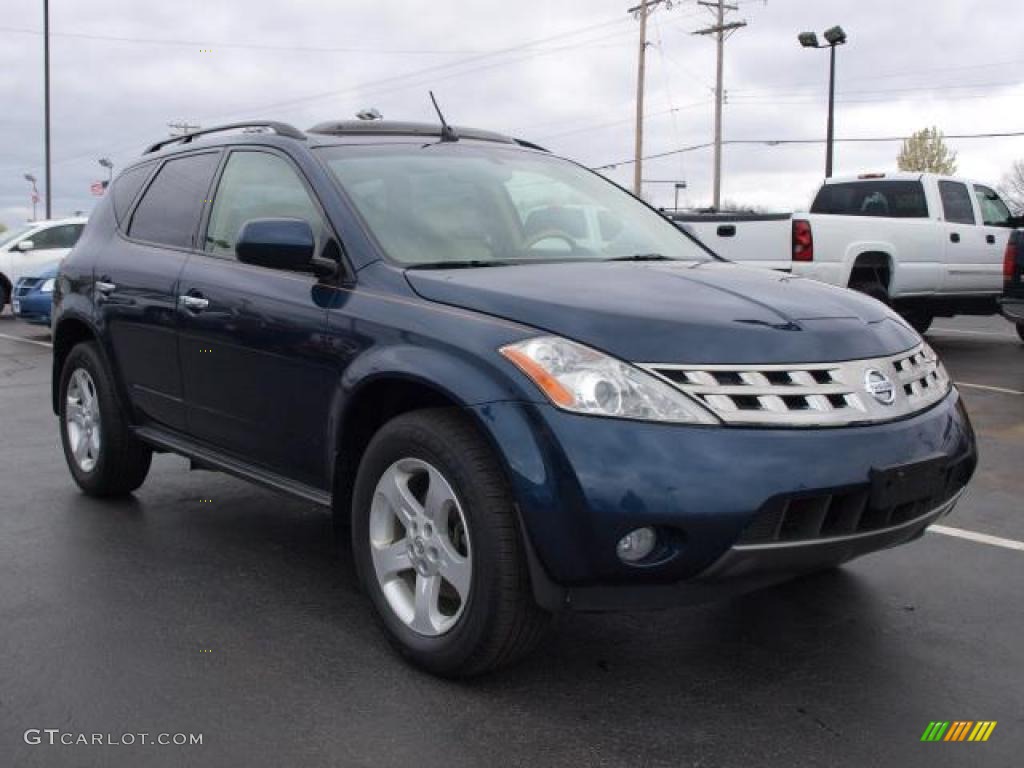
[129,153,220,249]
[112,163,154,224]
[810,180,928,218]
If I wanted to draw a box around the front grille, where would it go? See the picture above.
[737,458,972,546]
[642,342,950,427]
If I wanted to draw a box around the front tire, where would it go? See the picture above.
[352,409,548,677]
[59,342,152,497]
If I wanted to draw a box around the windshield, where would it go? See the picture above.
[0,224,35,249]
[317,143,710,267]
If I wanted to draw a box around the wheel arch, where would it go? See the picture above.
[846,248,895,291]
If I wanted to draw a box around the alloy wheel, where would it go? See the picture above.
[66,368,101,472]
[369,458,472,636]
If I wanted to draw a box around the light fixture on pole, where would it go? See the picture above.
[799,25,847,178]
[24,173,39,221]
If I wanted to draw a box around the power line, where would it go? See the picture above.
[590,130,1024,169]
[0,22,630,55]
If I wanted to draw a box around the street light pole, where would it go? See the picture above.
[799,26,847,179]
[826,43,836,178]
[44,0,52,219]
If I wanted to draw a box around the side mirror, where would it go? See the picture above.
[15,239,35,252]
[236,218,316,272]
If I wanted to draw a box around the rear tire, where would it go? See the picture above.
[903,311,933,335]
[352,408,549,677]
[849,281,889,306]
[59,342,152,497]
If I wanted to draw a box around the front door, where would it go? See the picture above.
[972,183,1014,293]
[177,148,337,488]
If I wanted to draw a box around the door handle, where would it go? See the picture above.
[180,294,209,312]
[95,280,116,295]
[986,234,996,244]
[717,224,736,237]
[949,232,960,243]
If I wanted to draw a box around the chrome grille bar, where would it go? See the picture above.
[642,342,951,427]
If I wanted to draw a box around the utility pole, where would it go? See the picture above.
[694,1,746,210]
[628,0,677,198]
[43,0,51,219]
[167,121,201,137]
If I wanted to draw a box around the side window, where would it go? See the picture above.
[938,181,976,225]
[31,224,83,250]
[112,163,154,224]
[129,153,220,249]
[204,151,325,260]
[973,184,1012,227]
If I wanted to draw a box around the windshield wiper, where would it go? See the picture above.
[406,259,517,270]
[606,253,675,262]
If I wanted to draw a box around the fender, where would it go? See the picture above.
[327,341,536,466]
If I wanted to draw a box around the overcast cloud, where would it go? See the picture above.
[2,0,1022,228]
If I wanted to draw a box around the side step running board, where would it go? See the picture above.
[134,426,332,507]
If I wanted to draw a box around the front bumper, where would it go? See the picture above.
[473,389,976,611]
[13,293,53,324]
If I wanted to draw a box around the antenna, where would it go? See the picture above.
[429,91,459,142]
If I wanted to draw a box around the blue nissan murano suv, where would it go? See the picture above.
[53,119,976,676]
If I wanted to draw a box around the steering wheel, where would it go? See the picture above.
[523,229,578,252]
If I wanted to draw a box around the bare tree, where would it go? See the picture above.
[897,127,958,175]
[999,160,1024,214]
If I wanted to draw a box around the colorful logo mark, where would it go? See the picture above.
[921,721,997,742]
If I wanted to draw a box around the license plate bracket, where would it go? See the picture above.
[870,454,948,508]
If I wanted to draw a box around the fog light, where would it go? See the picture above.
[616,527,657,563]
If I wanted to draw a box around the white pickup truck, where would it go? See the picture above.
[673,173,1021,332]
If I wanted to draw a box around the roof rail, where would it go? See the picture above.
[144,121,306,154]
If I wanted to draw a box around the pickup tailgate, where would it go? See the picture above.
[671,212,793,271]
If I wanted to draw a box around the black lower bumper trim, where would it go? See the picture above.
[559,492,961,612]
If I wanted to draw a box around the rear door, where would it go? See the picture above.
[938,180,990,294]
[177,148,336,488]
[99,151,221,431]
[972,183,1014,292]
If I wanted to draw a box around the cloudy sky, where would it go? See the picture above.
[2,0,1022,228]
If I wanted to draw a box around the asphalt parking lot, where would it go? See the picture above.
[0,312,1020,768]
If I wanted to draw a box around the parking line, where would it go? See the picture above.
[931,327,1017,338]
[955,381,1024,396]
[0,331,52,349]
[929,524,1024,552]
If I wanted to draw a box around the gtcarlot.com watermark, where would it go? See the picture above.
[24,729,202,746]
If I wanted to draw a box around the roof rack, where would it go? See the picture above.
[306,120,548,152]
[144,121,306,154]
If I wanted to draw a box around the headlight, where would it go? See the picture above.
[40,278,55,293]
[500,336,718,424]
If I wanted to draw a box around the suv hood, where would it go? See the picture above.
[405,260,918,364]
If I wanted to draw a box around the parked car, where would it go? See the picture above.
[52,120,976,677]
[999,228,1024,342]
[673,173,1021,333]
[12,263,59,325]
[0,217,86,312]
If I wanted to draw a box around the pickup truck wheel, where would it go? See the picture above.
[59,342,152,497]
[903,311,933,335]
[352,409,549,677]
